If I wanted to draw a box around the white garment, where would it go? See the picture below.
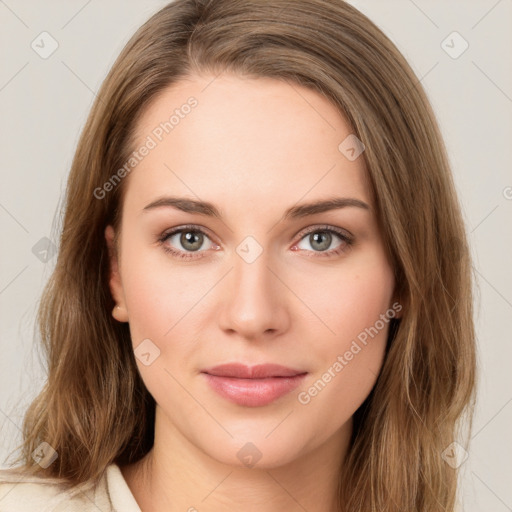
[0,463,141,511]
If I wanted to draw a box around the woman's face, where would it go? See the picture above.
[106,73,399,468]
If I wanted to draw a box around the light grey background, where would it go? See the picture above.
[0,1,511,510]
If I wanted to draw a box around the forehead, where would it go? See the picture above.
[124,73,372,216]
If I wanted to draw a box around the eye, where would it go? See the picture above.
[158,225,218,260]
[293,225,353,257]
[158,224,354,261]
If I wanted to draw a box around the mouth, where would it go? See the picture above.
[201,363,308,407]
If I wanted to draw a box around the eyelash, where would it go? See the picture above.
[157,224,354,261]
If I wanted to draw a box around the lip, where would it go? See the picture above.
[202,363,305,379]
[201,363,307,407]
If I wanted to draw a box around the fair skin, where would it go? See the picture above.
[106,73,400,512]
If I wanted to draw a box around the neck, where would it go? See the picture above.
[121,407,352,512]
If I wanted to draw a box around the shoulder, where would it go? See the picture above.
[0,465,113,512]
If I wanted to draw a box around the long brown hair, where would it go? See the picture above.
[6,1,477,510]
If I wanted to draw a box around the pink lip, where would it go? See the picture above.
[201,363,307,407]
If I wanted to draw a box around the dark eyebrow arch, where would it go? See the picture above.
[281,197,370,220]
[142,196,370,220]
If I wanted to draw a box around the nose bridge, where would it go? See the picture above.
[233,246,272,298]
[219,237,288,337]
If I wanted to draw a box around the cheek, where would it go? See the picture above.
[294,275,395,438]
[295,250,395,348]
[119,234,209,344]
[118,246,207,402]
[295,252,395,398]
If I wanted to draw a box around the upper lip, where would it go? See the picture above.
[202,363,306,379]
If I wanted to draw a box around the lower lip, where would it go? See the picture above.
[202,373,307,407]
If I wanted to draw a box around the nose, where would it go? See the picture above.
[217,248,290,341]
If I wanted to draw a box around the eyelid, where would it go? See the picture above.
[158,223,219,248]
[291,224,354,257]
[160,223,218,242]
[160,223,352,243]
[295,224,353,241]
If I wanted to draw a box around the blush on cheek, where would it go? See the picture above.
[316,283,394,349]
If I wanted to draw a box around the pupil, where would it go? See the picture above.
[311,232,331,251]
[181,231,203,251]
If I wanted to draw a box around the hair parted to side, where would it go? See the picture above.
[7,0,477,510]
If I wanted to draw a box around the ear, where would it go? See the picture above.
[105,225,129,322]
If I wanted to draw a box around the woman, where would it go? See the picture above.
[0,0,476,510]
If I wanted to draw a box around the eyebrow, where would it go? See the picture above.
[142,195,370,220]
